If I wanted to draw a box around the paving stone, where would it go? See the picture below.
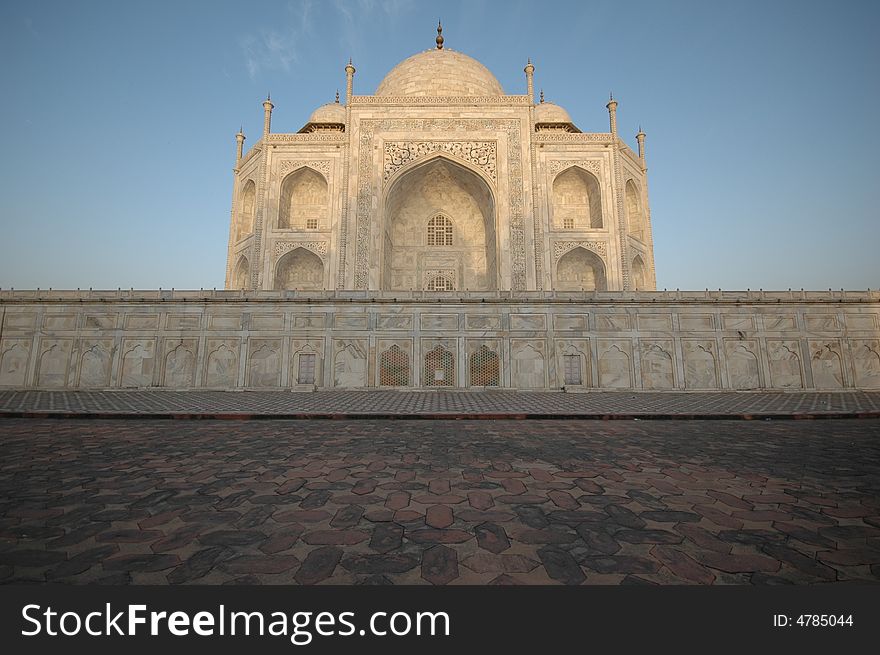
[199,530,266,547]
[760,544,836,580]
[167,547,233,584]
[604,504,648,529]
[421,545,459,585]
[407,529,473,544]
[340,554,419,575]
[274,509,331,523]
[674,524,731,554]
[369,523,403,554]
[548,490,580,509]
[496,494,547,505]
[103,554,180,572]
[330,505,365,529]
[514,505,549,529]
[474,522,511,554]
[46,545,120,580]
[651,546,716,584]
[718,529,786,546]
[615,529,683,545]
[707,490,752,510]
[352,480,377,496]
[393,510,423,523]
[221,554,301,575]
[152,525,202,552]
[139,509,186,529]
[461,553,539,573]
[819,525,880,541]
[640,510,701,523]
[467,491,494,510]
[576,524,621,555]
[97,529,162,544]
[455,509,515,522]
[516,529,578,545]
[425,505,454,529]
[695,552,781,573]
[48,522,111,548]
[295,546,343,584]
[691,504,744,529]
[537,546,586,585]
[3,549,66,567]
[300,490,332,509]
[582,555,662,575]
[301,529,369,546]
[413,494,466,504]
[547,510,606,526]
[384,491,411,511]
[816,548,880,566]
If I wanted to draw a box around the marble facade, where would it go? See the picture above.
[1,290,878,391]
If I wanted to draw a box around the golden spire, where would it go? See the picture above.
[436,20,444,49]
[335,90,340,103]
[539,89,544,103]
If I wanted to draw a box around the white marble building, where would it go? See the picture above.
[2,29,878,392]
[226,26,655,294]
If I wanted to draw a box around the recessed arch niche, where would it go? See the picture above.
[552,167,603,229]
[279,167,328,230]
[274,247,324,290]
[631,254,649,290]
[237,180,256,241]
[556,247,607,291]
[382,157,497,291]
[232,255,250,289]
[626,179,645,241]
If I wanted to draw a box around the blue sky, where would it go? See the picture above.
[1,0,877,290]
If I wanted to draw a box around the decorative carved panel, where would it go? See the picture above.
[383,141,496,184]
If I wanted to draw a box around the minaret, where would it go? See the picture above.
[262,94,274,139]
[234,127,245,168]
[524,58,535,103]
[345,59,355,104]
[436,20,444,49]
[606,93,618,136]
[636,126,646,170]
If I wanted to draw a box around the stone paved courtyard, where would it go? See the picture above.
[1,417,879,585]
[2,390,879,418]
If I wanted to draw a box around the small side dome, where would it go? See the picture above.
[534,101,580,133]
[298,102,346,133]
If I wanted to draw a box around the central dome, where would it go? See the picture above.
[376,49,504,97]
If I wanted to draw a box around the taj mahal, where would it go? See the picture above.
[226,23,654,295]
[1,26,878,392]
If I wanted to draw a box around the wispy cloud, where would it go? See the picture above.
[240,0,314,80]
[331,0,412,58]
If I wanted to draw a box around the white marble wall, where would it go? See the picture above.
[1,290,878,391]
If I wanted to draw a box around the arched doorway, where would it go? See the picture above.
[556,247,607,291]
[382,157,497,291]
[552,167,603,229]
[274,247,324,290]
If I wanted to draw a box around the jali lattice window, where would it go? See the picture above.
[425,275,454,291]
[298,353,316,384]
[379,345,410,386]
[563,354,582,385]
[306,218,318,230]
[563,217,575,229]
[470,346,499,386]
[424,345,455,387]
[427,214,453,246]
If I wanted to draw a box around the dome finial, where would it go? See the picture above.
[540,89,544,103]
[436,20,444,49]
[335,90,340,103]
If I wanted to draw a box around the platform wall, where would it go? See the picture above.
[1,290,878,391]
